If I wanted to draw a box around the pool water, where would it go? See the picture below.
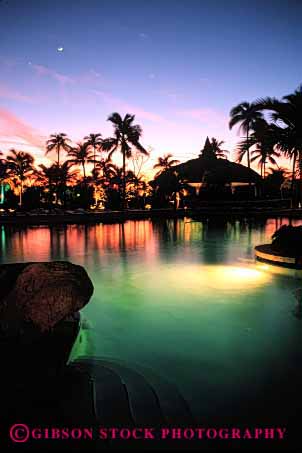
[1,218,302,421]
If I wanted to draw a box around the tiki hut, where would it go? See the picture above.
[151,137,261,197]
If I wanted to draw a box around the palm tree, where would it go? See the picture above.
[55,162,79,205]
[251,146,280,178]
[281,130,300,190]
[109,166,139,195]
[35,163,58,203]
[209,138,229,159]
[67,143,94,207]
[153,154,180,177]
[0,155,10,205]
[229,102,263,170]
[0,150,5,180]
[55,161,79,186]
[86,158,118,208]
[83,133,103,173]
[125,171,149,207]
[253,87,302,195]
[5,149,35,207]
[36,163,56,183]
[83,134,104,206]
[266,166,291,198]
[0,157,6,181]
[102,113,148,209]
[267,166,290,183]
[94,158,118,185]
[36,162,78,206]
[240,118,280,178]
[46,133,71,166]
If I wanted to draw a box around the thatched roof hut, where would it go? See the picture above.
[150,137,261,192]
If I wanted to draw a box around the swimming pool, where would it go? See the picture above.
[1,217,302,422]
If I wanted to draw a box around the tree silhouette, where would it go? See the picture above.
[253,86,302,194]
[67,143,94,207]
[236,118,280,178]
[209,138,229,159]
[46,133,71,166]
[6,149,35,207]
[0,155,10,205]
[153,154,180,177]
[229,102,263,170]
[83,133,103,173]
[94,158,118,185]
[102,113,148,209]
[36,162,78,205]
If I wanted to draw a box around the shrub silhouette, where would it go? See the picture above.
[272,225,302,252]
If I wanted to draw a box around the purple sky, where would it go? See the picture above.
[0,0,301,175]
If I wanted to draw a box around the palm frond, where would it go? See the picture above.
[107,112,123,127]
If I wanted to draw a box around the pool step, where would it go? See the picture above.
[71,357,194,426]
[71,360,136,426]
[97,357,193,426]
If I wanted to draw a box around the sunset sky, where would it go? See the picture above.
[0,0,301,176]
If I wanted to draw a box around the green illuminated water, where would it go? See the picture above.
[1,218,302,420]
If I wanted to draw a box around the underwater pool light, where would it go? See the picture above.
[153,264,272,297]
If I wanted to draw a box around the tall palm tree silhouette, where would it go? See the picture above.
[83,133,103,173]
[236,119,280,178]
[253,86,302,192]
[6,149,34,207]
[46,133,71,166]
[102,113,148,209]
[229,102,263,170]
[153,154,180,177]
[251,146,280,178]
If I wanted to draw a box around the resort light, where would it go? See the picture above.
[210,265,271,290]
[223,266,264,280]
[153,264,271,298]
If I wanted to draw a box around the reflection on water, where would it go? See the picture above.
[0,217,294,265]
[1,217,302,420]
[0,222,157,264]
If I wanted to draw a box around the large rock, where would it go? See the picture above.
[0,261,94,335]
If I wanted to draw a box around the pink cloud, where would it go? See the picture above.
[32,64,75,85]
[92,90,165,123]
[31,64,106,90]
[0,108,45,150]
[0,83,34,103]
[77,69,104,84]
[177,108,228,126]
